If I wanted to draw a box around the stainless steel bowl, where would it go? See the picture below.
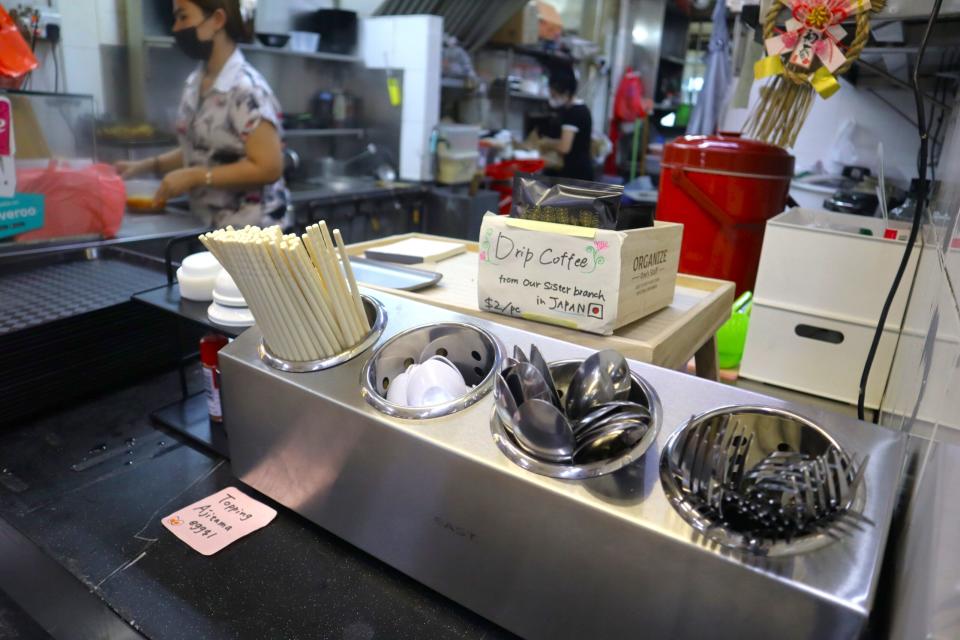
[259,295,387,373]
[491,359,661,480]
[659,405,866,556]
[361,322,504,419]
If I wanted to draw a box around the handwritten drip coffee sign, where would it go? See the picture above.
[477,214,681,335]
[162,486,277,555]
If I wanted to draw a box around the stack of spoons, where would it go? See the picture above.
[495,346,652,464]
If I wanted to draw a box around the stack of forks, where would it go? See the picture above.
[672,417,871,549]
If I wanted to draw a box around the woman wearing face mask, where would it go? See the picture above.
[538,67,595,182]
[116,0,288,228]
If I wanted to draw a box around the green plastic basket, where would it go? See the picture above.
[717,291,752,370]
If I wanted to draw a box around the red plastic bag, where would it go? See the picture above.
[613,67,646,122]
[605,67,648,174]
[0,7,38,89]
[14,161,126,242]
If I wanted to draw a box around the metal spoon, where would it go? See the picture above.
[494,373,521,430]
[528,344,561,408]
[564,350,632,420]
[575,412,649,444]
[573,401,650,436]
[508,361,555,406]
[573,421,645,461]
[514,399,575,462]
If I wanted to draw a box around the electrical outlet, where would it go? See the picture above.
[36,8,61,39]
[9,3,61,40]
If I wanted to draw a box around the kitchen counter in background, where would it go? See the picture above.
[0,181,482,262]
[0,182,426,262]
[288,180,428,206]
[0,209,210,261]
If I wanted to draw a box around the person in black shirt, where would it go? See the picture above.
[538,68,595,181]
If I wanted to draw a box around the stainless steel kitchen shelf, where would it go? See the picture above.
[441,76,473,90]
[143,35,362,63]
[284,128,365,138]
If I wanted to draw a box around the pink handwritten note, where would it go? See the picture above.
[162,486,277,555]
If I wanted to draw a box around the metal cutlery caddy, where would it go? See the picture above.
[221,289,905,640]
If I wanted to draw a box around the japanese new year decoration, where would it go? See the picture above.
[744,0,884,148]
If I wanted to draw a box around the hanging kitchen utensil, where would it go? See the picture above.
[744,0,885,148]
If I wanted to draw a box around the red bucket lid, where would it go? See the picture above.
[662,134,795,178]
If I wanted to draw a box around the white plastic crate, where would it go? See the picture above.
[437,124,480,154]
[753,208,919,330]
[740,303,899,409]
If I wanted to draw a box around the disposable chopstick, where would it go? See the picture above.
[278,239,336,357]
[318,222,365,340]
[305,225,362,345]
[249,236,312,360]
[225,229,300,361]
[201,221,375,361]
[256,234,319,360]
[227,230,301,360]
[271,238,330,358]
[332,228,369,331]
[294,236,347,345]
[288,239,346,352]
[201,229,294,360]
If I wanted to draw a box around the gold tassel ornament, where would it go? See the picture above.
[744,0,884,148]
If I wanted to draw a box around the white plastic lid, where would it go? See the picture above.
[181,251,221,278]
[212,269,246,307]
[207,301,254,328]
[437,149,480,160]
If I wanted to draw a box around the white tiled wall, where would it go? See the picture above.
[722,80,922,187]
[360,15,441,181]
[14,0,125,111]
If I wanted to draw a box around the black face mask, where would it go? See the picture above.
[173,16,214,61]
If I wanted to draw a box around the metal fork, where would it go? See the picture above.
[689,418,720,497]
[705,416,738,510]
[726,427,754,492]
[675,416,701,493]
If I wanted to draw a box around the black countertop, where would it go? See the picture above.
[0,367,513,640]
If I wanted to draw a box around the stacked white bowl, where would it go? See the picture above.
[177,251,221,301]
[207,269,255,328]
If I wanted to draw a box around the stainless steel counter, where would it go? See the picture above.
[0,209,209,261]
[220,288,906,640]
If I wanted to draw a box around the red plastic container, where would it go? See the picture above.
[485,159,546,214]
[655,135,794,294]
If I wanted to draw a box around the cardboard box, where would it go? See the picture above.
[477,214,682,335]
[490,2,539,45]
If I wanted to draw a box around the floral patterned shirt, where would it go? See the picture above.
[176,48,289,227]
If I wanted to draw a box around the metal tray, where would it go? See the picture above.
[349,256,442,291]
[0,246,167,336]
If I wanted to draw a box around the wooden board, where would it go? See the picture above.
[348,233,735,370]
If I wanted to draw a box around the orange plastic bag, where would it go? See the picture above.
[14,161,126,242]
[0,7,38,89]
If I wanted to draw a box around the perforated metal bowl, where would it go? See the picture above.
[259,295,386,373]
[361,322,504,419]
[491,359,661,480]
[660,405,866,556]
